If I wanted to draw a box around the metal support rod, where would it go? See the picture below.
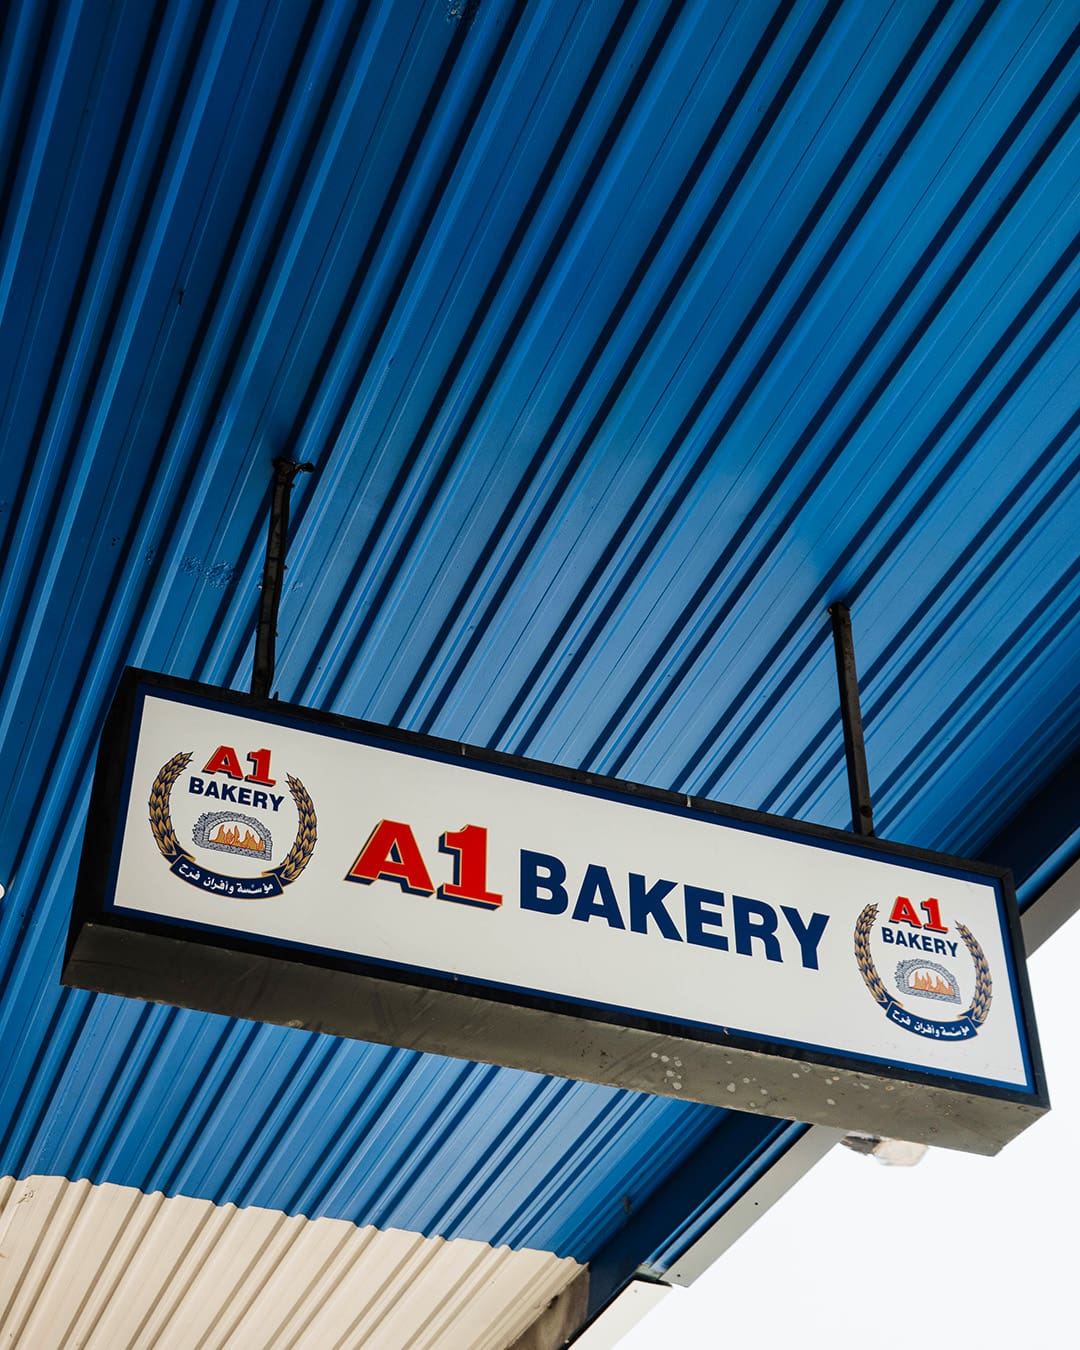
[251,457,314,699]
[828,601,874,837]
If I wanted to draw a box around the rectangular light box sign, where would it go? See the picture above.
[64,670,1048,1154]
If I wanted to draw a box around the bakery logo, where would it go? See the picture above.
[148,745,316,899]
[854,896,992,1042]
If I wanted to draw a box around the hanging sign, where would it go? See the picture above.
[64,670,1047,1154]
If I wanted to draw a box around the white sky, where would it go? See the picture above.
[618,914,1076,1349]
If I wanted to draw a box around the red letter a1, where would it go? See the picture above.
[888,896,922,927]
[203,745,245,779]
[346,820,435,895]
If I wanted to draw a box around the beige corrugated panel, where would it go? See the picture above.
[0,1176,583,1350]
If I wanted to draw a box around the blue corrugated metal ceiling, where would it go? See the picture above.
[1,0,1078,1290]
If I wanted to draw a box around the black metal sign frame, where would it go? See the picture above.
[63,669,1048,1154]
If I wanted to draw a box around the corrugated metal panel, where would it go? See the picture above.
[0,1000,725,1257]
[0,0,1077,1299]
[0,1175,582,1349]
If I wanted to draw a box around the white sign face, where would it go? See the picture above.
[98,684,1037,1100]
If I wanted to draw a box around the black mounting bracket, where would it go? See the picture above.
[251,457,314,699]
[828,601,874,838]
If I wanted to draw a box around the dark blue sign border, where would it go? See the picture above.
[67,669,1047,1117]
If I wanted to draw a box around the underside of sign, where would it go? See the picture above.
[64,671,1049,1155]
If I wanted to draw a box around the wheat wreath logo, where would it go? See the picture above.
[854,902,992,1042]
[149,749,316,899]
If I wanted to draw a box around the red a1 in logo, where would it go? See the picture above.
[888,895,948,933]
[202,745,276,786]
